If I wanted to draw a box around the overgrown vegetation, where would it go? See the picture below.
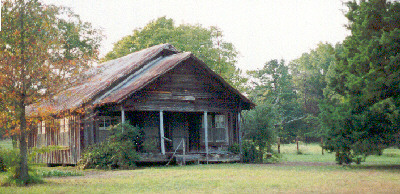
[229,141,261,163]
[241,104,277,163]
[78,123,143,170]
[320,0,400,164]
[243,0,400,165]
[0,148,44,186]
[0,143,75,185]
[36,169,83,177]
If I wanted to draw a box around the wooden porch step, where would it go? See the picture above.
[174,154,201,165]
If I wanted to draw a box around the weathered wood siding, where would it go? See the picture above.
[29,115,81,165]
[122,58,242,113]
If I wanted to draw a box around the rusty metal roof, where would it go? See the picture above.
[93,52,192,105]
[27,43,254,116]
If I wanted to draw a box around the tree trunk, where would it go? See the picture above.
[18,100,29,184]
[17,0,30,184]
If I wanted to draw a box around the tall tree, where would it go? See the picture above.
[290,43,335,116]
[242,103,277,162]
[288,43,336,140]
[247,59,302,143]
[322,0,400,163]
[0,0,101,184]
[103,17,247,91]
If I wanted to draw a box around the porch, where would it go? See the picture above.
[137,151,241,164]
[94,110,241,163]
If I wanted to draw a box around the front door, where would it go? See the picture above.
[164,112,202,152]
[188,112,202,152]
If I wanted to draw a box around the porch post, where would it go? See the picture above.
[121,106,125,133]
[238,112,242,155]
[121,106,125,124]
[204,111,209,163]
[160,110,165,155]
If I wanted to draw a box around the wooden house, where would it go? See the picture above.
[27,44,255,165]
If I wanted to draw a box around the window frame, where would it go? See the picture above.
[201,113,228,143]
[41,121,46,134]
[98,116,120,131]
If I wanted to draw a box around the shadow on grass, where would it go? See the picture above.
[350,164,400,171]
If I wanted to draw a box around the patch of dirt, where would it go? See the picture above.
[268,161,336,166]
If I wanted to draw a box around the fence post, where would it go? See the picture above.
[182,138,186,165]
[277,137,281,154]
[321,137,324,155]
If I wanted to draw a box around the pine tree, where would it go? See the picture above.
[322,0,400,164]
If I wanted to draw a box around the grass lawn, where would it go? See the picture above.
[0,139,13,150]
[1,164,399,193]
[279,142,400,165]
[0,141,399,193]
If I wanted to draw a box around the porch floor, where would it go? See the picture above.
[137,151,240,164]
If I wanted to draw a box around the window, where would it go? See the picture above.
[98,116,119,130]
[41,121,46,134]
[59,117,69,133]
[201,114,228,143]
[65,117,69,132]
[59,118,64,133]
[215,115,225,128]
[37,122,41,134]
[214,115,226,142]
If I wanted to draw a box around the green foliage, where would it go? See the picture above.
[248,59,304,143]
[0,148,43,186]
[0,157,5,172]
[286,43,336,142]
[248,59,294,104]
[36,169,83,177]
[0,149,19,173]
[321,0,400,163]
[0,0,102,185]
[0,149,17,173]
[229,141,263,163]
[243,104,277,159]
[142,138,158,153]
[102,16,247,91]
[0,139,13,150]
[2,169,43,186]
[78,123,142,170]
[290,43,335,116]
[264,152,282,164]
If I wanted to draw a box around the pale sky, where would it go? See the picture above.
[44,0,350,71]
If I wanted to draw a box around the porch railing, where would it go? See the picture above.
[166,137,185,166]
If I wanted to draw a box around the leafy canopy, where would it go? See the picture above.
[0,0,102,184]
[321,0,400,162]
[103,17,247,91]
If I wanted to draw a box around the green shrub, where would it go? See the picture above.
[0,148,43,186]
[228,143,240,154]
[78,123,142,170]
[336,151,352,165]
[2,168,43,186]
[37,169,83,177]
[264,152,281,163]
[142,138,158,153]
[229,141,264,163]
[0,154,6,172]
[0,148,19,172]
